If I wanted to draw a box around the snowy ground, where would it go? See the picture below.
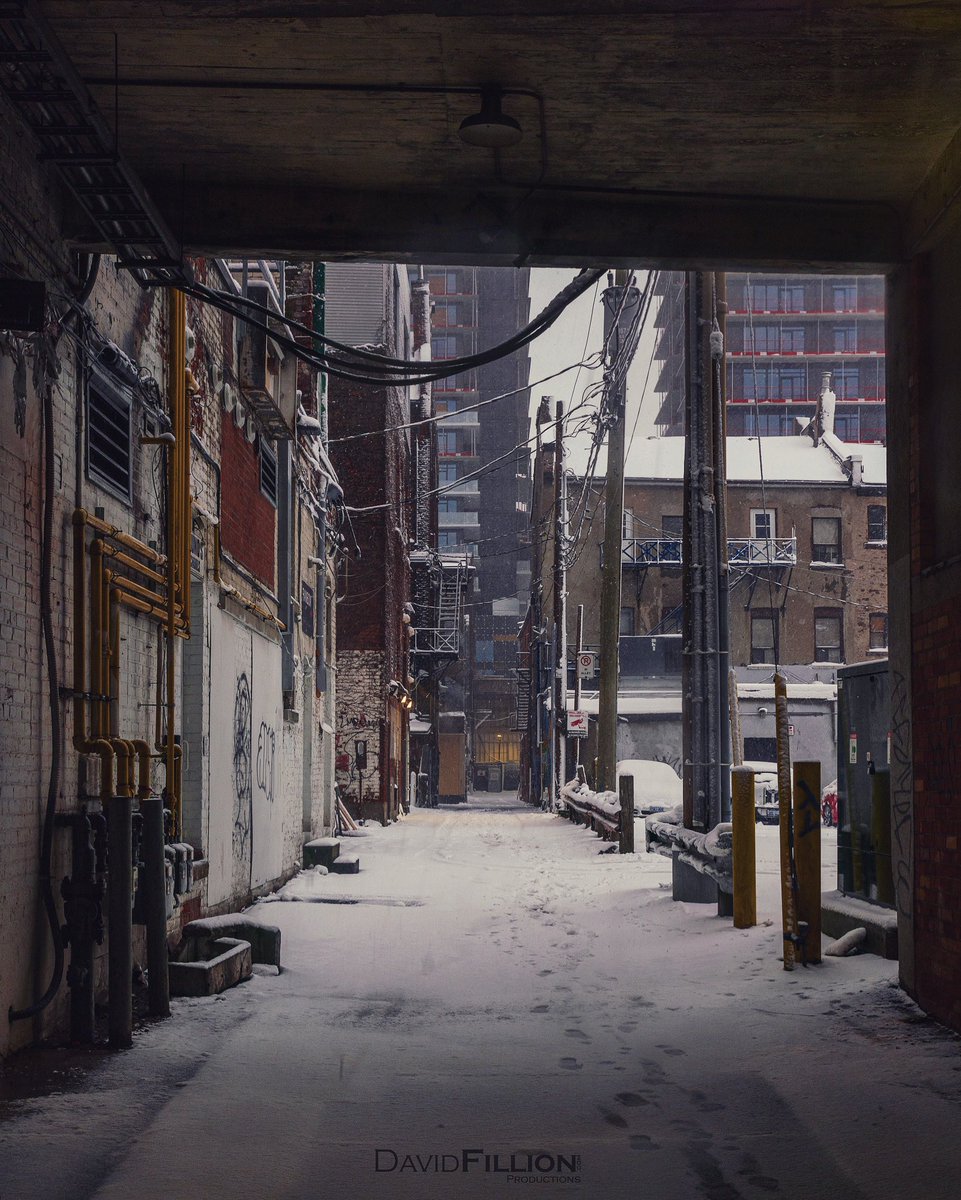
[2,793,960,1200]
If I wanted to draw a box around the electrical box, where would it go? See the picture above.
[836,659,892,906]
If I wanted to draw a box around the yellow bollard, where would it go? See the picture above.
[732,767,757,928]
[792,761,822,965]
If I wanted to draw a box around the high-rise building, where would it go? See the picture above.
[654,272,886,444]
[425,266,532,789]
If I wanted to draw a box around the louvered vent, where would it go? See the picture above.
[87,371,132,501]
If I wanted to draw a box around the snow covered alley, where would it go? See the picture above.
[2,794,960,1200]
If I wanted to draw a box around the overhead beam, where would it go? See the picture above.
[67,181,904,271]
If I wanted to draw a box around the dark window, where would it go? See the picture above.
[782,285,805,311]
[833,284,858,311]
[867,504,887,542]
[812,517,842,563]
[301,581,315,639]
[833,325,857,352]
[744,736,778,763]
[750,283,781,310]
[814,609,844,663]
[439,463,460,484]
[619,606,635,636]
[869,613,888,651]
[661,514,683,537]
[778,367,805,399]
[751,609,779,665]
[438,531,460,547]
[87,370,133,501]
[780,326,805,351]
[259,437,278,506]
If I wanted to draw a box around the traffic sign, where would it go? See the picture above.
[567,710,589,737]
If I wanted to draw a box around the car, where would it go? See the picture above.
[616,759,683,817]
[739,760,780,824]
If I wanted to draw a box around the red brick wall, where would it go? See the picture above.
[220,412,276,588]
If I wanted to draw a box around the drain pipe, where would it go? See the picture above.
[136,736,170,1020]
[107,777,134,1049]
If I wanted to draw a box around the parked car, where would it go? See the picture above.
[616,759,683,817]
[821,779,839,827]
[740,760,780,824]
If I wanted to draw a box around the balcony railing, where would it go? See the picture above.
[441,480,479,496]
[411,628,460,655]
[439,510,479,527]
[621,537,797,567]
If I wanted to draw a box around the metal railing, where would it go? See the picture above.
[621,536,797,567]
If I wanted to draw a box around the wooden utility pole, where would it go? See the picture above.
[553,398,567,802]
[597,273,640,792]
[572,603,584,769]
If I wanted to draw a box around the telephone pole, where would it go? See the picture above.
[597,272,642,792]
[553,398,568,802]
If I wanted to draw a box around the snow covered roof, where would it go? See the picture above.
[737,682,837,701]
[569,434,886,487]
[570,692,683,716]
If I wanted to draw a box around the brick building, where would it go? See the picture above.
[326,263,414,823]
[0,83,342,1055]
[524,430,887,789]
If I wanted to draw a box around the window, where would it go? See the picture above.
[751,509,776,540]
[833,325,857,352]
[301,581,315,639]
[87,370,133,502]
[619,606,636,636]
[747,323,778,352]
[475,640,494,664]
[623,508,636,538]
[815,609,844,662]
[869,613,888,651]
[259,437,278,506]
[438,531,461,547]
[833,284,858,311]
[750,283,780,311]
[833,365,861,399]
[751,610,778,664]
[780,326,805,352]
[867,504,887,543]
[438,498,460,513]
[778,367,805,399]
[782,285,805,311]
[812,516,842,563]
[431,336,458,359]
[744,736,778,763]
[439,463,460,484]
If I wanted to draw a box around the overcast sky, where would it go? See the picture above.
[525,268,663,473]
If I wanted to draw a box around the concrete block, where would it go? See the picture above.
[672,856,719,904]
[304,837,340,868]
[180,915,282,968]
[330,853,360,874]
[169,937,253,997]
[821,890,898,960]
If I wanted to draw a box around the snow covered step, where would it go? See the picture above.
[329,853,360,875]
[304,837,340,869]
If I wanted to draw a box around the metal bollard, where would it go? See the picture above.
[732,767,757,928]
[792,761,822,965]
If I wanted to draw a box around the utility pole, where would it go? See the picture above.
[553,398,567,802]
[572,603,584,769]
[597,272,641,792]
[677,270,729,902]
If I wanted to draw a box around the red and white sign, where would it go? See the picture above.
[567,710,589,738]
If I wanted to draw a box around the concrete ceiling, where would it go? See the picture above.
[37,1,961,267]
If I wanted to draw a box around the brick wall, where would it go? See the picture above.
[220,412,276,589]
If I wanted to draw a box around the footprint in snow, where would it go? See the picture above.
[615,1092,649,1107]
[629,1135,659,1151]
[598,1106,629,1128]
[559,1057,583,1070]
[565,1028,590,1041]
[529,1004,549,1013]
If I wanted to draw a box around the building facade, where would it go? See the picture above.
[425,266,532,788]
[654,272,886,444]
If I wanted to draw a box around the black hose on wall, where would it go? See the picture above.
[9,373,64,1023]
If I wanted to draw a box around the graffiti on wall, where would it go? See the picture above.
[890,669,913,920]
[256,720,276,804]
[233,672,252,860]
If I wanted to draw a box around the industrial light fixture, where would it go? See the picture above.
[458,87,522,149]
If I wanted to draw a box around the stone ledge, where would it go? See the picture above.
[169,937,253,997]
[821,890,898,959]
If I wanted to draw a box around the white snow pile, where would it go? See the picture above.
[645,812,734,889]
[263,866,329,903]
